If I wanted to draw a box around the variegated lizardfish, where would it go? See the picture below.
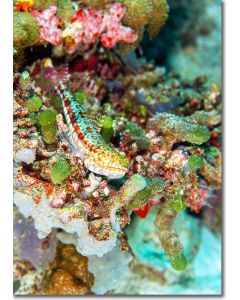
[56,82,129,179]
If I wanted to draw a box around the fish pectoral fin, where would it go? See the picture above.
[58,129,80,156]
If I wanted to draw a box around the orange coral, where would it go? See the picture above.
[15,0,34,12]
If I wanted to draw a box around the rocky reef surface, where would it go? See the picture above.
[13,0,222,296]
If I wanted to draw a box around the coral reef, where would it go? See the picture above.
[13,0,169,69]
[13,55,221,274]
[13,1,141,68]
[13,0,222,296]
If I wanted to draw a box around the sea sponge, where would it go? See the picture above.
[100,116,114,143]
[25,95,42,112]
[155,201,187,271]
[38,110,57,145]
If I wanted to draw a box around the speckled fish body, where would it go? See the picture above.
[56,83,129,179]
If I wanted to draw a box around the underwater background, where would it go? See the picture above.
[13,0,222,295]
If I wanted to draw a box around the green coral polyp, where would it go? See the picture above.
[50,158,71,184]
[41,125,57,145]
[124,121,151,150]
[124,121,144,137]
[187,126,210,144]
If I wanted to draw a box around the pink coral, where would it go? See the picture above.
[101,3,138,48]
[32,5,62,45]
[50,190,67,208]
[63,3,138,53]
[31,4,137,53]
[184,187,207,213]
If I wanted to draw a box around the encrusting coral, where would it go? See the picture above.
[147,111,211,147]
[43,243,94,295]
[123,0,169,39]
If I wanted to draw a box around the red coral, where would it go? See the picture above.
[32,5,62,45]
